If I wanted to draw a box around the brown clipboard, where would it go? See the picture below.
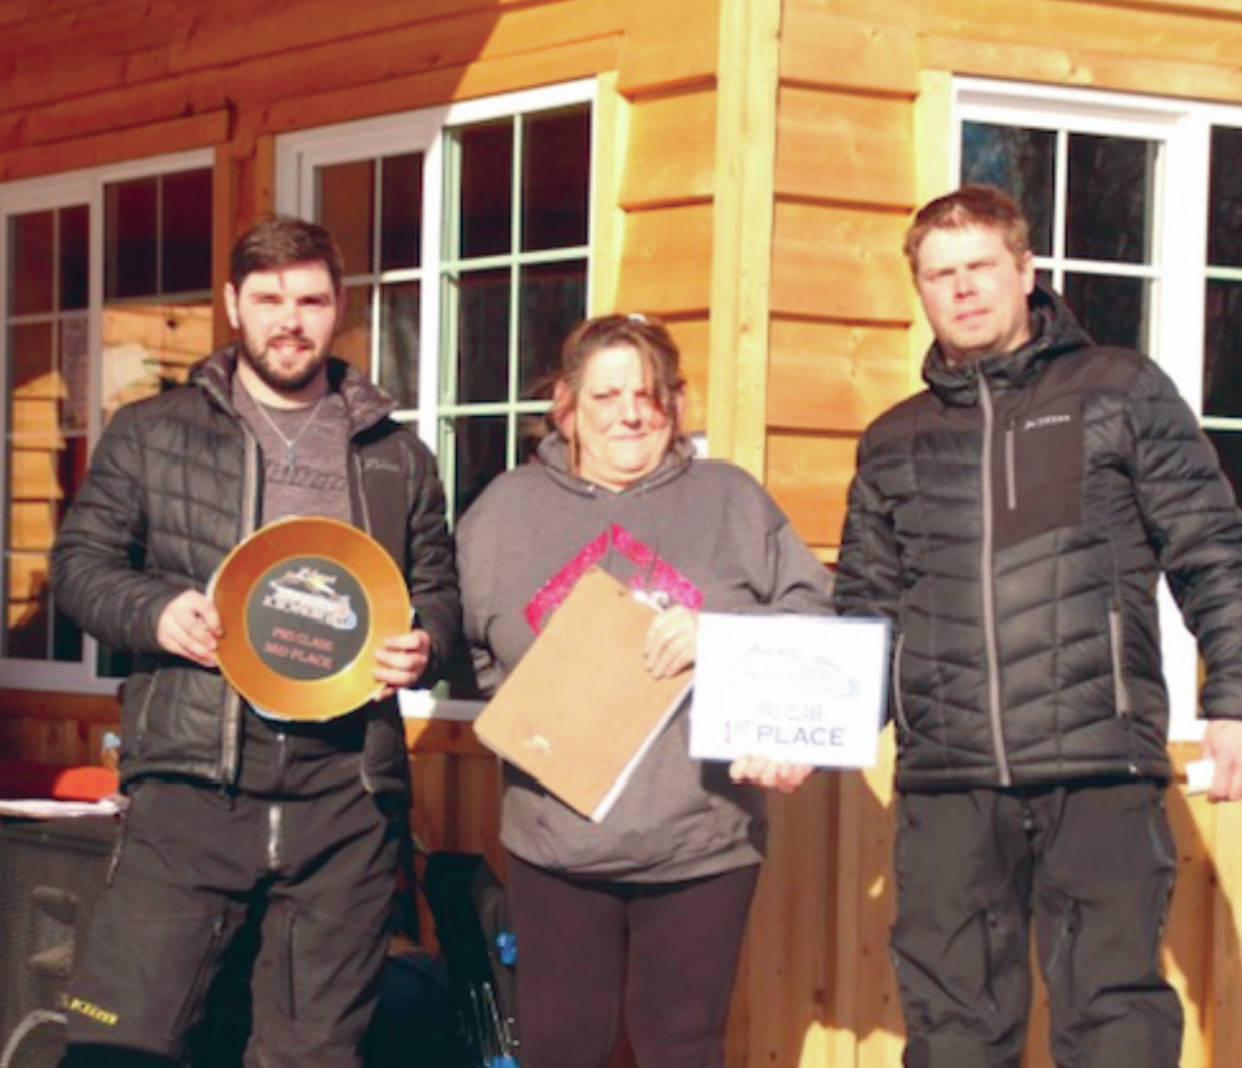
[472,566,693,821]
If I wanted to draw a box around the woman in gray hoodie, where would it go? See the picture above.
[456,313,834,1068]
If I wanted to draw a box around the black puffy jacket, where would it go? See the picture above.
[834,287,1242,791]
[51,345,460,795]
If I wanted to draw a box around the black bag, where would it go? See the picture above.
[421,853,519,1068]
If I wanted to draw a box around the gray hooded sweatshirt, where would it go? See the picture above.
[456,434,834,882]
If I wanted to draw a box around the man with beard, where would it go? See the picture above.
[50,216,459,1068]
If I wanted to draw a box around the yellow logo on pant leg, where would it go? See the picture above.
[66,997,119,1026]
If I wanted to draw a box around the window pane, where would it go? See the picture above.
[960,122,1055,257]
[518,259,585,396]
[60,204,89,310]
[1204,279,1242,418]
[318,160,375,275]
[455,268,510,404]
[1209,127,1242,268]
[1207,430,1242,507]
[522,106,590,252]
[60,318,90,431]
[6,556,51,659]
[1062,274,1149,351]
[161,168,212,294]
[450,415,506,518]
[460,120,513,259]
[105,177,158,299]
[335,284,372,377]
[10,321,53,400]
[380,281,419,408]
[1066,134,1155,264]
[101,301,212,420]
[381,153,423,271]
[10,211,55,316]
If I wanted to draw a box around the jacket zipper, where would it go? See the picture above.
[220,428,262,784]
[891,632,910,734]
[267,801,283,870]
[977,376,1012,786]
[1005,421,1017,511]
[1108,603,1132,716]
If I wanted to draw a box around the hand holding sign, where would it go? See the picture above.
[689,614,889,769]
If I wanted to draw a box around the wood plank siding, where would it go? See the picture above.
[4,0,1242,1065]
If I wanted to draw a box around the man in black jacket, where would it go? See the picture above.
[835,185,1242,1067]
[51,216,460,1067]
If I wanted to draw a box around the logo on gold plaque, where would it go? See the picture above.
[209,517,410,721]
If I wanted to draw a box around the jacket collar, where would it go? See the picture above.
[192,343,397,437]
[921,284,1093,406]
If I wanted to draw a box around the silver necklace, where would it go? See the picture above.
[253,394,326,471]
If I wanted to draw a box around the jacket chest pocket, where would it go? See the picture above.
[994,403,1084,550]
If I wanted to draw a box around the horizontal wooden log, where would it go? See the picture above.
[765,430,857,548]
[615,0,719,97]
[0,110,228,183]
[780,5,919,96]
[775,88,914,209]
[770,201,912,323]
[261,36,620,135]
[619,89,716,209]
[613,202,713,317]
[767,318,917,433]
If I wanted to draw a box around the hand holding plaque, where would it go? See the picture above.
[208,517,411,722]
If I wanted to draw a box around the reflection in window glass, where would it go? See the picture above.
[519,260,586,396]
[1062,273,1149,350]
[1209,127,1242,269]
[318,160,375,277]
[335,285,372,377]
[1204,280,1242,418]
[60,319,90,431]
[10,211,55,317]
[161,169,212,294]
[60,205,89,310]
[523,108,591,252]
[460,120,513,259]
[455,268,510,405]
[380,281,419,408]
[960,122,1055,257]
[1207,429,1242,507]
[1066,134,1155,265]
[105,177,158,299]
[450,415,507,519]
[381,153,422,272]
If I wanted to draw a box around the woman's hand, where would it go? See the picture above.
[643,605,698,679]
[728,756,814,795]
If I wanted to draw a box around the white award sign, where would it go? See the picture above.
[689,614,890,768]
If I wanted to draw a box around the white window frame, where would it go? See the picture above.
[0,148,214,694]
[274,78,597,457]
[951,76,1242,739]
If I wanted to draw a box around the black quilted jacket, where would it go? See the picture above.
[51,345,460,795]
[834,287,1242,790]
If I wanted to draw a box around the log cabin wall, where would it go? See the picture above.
[755,2,1242,1066]
[4,1,1242,1066]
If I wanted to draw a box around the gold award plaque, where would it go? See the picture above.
[209,517,410,722]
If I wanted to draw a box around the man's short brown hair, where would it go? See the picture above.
[903,185,1031,275]
[229,214,344,293]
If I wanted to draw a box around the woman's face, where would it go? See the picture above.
[563,344,676,491]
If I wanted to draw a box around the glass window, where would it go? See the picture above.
[960,120,1160,352]
[279,83,594,524]
[1204,126,1242,498]
[439,104,590,518]
[1,155,212,685]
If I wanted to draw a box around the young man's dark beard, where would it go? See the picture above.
[240,333,329,395]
